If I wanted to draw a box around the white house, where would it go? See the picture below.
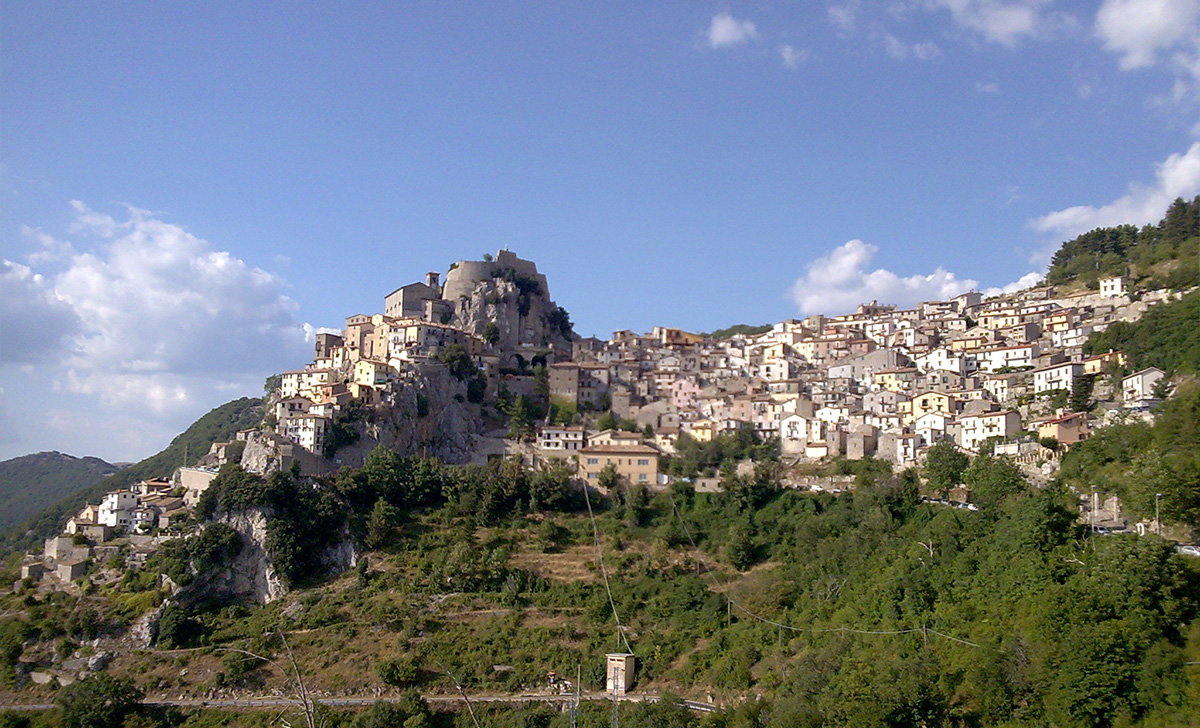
[913,412,954,445]
[1032,362,1082,394]
[280,413,331,454]
[958,411,1022,452]
[539,425,586,453]
[1099,276,1126,298]
[1122,367,1165,403]
[97,491,139,529]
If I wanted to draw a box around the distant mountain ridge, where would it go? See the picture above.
[0,451,119,533]
[1,396,264,555]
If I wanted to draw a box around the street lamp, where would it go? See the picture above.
[1156,493,1163,536]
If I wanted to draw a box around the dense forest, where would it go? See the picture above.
[1045,196,1199,290]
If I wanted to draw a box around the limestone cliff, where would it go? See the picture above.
[331,360,483,467]
[206,508,287,605]
[442,250,574,361]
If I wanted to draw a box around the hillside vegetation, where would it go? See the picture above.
[1060,382,1200,528]
[4,445,1199,728]
[1046,196,1199,291]
[0,452,117,533]
[1083,289,1200,376]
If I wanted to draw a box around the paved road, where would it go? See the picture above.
[0,693,718,713]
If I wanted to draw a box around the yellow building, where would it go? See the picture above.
[578,444,660,490]
[901,391,956,425]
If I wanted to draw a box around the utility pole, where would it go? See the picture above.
[1156,493,1163,536]
[1090,487,1096,533]
[610,665,620,728]
[569,663,579,728]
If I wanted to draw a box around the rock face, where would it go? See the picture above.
[442,250,574,363]
[333,359,484,468]
[208,508,287,605]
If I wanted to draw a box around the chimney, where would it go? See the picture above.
[426,271,440,288]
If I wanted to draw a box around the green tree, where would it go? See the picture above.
[963,454,1026,510]
[597,462,620,493]
[1070,374,1096,412]
[376,655,420,688]
[481,321,500,345]
[354,693,433,728]
[189,522,242,571]
[725,520,755,571]
[505,395,535,442]
[1151,376,1175,400]
[365,498,402,550]
[55,674,143,728]
[923,441,969,497]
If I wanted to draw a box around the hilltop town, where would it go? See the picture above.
[26,249,1183,590]
[7,234,1200,727]
[256,250,1174,491]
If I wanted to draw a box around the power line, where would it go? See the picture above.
[583,482,633,655]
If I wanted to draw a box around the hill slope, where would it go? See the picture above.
[1046,195,1199,290]
[1,397,263,555]
[0,452,119,533]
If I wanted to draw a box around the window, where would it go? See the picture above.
[586,458,598,465]
[637,459,649,466]
[638,474,647,482]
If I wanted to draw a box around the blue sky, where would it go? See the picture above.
[3,1,1200,462]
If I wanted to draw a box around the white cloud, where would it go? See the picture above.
[976,81,1001,93]
[791,240,980,315]
[982,271,1044,296]
[48,203,310,408]
[827,2,861,34]
[1095,0,1200,70]
[0,259,82,363]
[1,202,311,459]
[1029,142,1200,241]
[1095,0,1200,100]
[21,226,75,264]
[707,12,758,48]
[780,44,811,68]
[924,0,1054,46]
[885,34,942,60]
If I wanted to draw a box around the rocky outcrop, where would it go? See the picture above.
[332,361,482,467]
[442,250,574,361]
[206,508,288,605]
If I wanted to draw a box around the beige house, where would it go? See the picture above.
[578,444,659,490]
[901,391,957,425]
[874,368,919,393]
[1036,410,1092,448]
